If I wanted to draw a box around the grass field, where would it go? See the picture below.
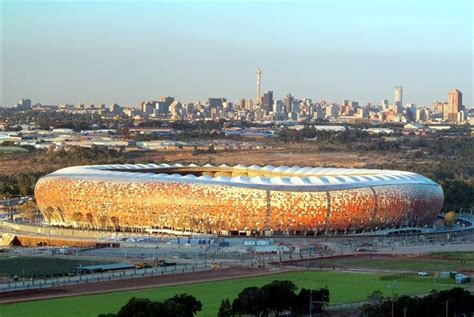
[0,257,113,278]
[430,251,474,261]
[0,146,28,154]
[309,254,474,272]
[0,271,460,317]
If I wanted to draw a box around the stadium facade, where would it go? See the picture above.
[34,164,444,235]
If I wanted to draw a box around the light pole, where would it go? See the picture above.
[388,283,398,317]
[403,307,407,317]
[445,300,449,317]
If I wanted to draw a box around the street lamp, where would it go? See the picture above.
[387,283,398,317]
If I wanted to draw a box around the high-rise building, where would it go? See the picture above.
[109,103,122,115]
[284,94,293,113]
[416,108,430,122]
[256,69,262,105]
[245,99,254,111]
[262,91,273,112]
[394,86,403,113]
[325,104,339,118]
[141,101,157,115]
[208,98,225,109]
[381,99,389,109]
[273,100,283,114]
[155,96,174,115]
[239,98,246,110]
[446,89,462,122]
[432,101,447,114]
[17,98,32,110]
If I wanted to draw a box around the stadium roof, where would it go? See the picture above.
[45,164,440,192]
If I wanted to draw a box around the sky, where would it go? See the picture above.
[1,0,472,107]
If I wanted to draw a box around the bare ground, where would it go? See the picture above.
[0,266,298,304]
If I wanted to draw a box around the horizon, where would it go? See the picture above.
[1,0,473,107]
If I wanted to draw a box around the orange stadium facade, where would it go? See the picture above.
[34,164,444,235]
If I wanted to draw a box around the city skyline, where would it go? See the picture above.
[1,1,472,107]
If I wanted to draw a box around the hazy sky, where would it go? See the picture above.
[1,0,472,107]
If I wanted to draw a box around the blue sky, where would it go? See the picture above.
[1,0,472,107]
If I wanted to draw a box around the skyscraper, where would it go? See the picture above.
[394,86,403,113]
[284,93,293,113]
[446,89,462,122]
[262,91,273,112]
[256,69,262,105]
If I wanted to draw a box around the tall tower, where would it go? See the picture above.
[256,69,262,105]
[394,86,403,113]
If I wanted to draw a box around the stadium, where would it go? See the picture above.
[34,164,444,235]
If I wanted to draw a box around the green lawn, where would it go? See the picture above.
[309,255,474,272]
[0,257,113,278]
[430,251,474,261]
[0,146,28,154]
[0,271,459,317]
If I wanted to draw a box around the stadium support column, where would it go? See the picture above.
[265,190,271,236]
[325,191,331,235]
[369,187,379,230]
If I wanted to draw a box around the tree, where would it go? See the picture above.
[362,288,474,317]
[367,290,384,306]
[17,201,38,222]
[115,297,165,317]
[260,280,298,315]
[98,294,203,317]
[444,211,456,227]
[217,298,233,317]
[232,286,265,316]
[163,293,202,317]
[294,288,330,314]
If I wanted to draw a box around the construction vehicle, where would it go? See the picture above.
[156,259,177,267]
[134,262,152,269]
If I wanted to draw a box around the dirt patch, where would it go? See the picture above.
[0,266,298,304]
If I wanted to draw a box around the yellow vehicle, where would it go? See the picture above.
[135,262,152,269]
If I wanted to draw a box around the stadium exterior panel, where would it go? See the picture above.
[34,164,444,235]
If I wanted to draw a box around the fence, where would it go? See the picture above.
[0,262,209,293]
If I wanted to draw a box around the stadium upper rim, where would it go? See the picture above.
[42,164,441,192]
